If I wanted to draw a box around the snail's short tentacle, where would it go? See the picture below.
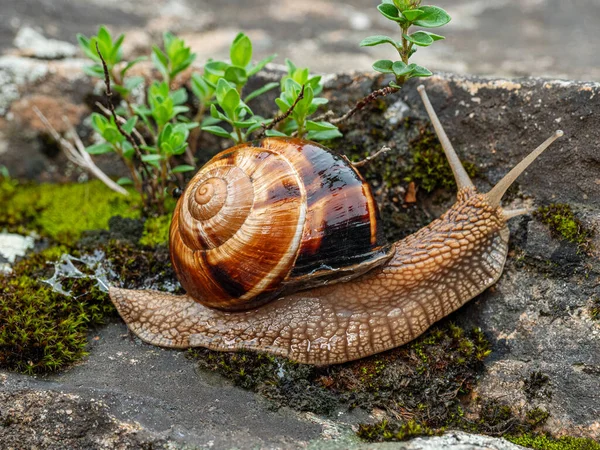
[486,130,563,207]
[417,85,475,191]
[503,208,532,220]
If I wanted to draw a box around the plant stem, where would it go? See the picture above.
[234,126,244,143]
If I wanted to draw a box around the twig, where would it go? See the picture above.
[257,84,306,138]
[95,101,147,147]
[330,86,399,125]
[96,44,148,169]
[96,43,159,210]
[351,146,391,168]
[33,107,128,196]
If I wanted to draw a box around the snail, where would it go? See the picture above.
[109,86,564,365]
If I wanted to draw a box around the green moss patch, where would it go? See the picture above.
[0,247,115,374]
[590,297,600,321]
[534,204,594,252]
[357,420,438,442]
[0,178,141,245]
[406,129,477,193]
[139,214,172,247]
[189,323,491,421]
[505,433,600,450]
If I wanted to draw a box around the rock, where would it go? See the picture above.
[398,432,524,450]
[9,94,89,133]
[13,27,78,60]
[0,58,599,447]
[0,324,527,449]
[0,232,35,273]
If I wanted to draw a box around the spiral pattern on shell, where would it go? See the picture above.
[170,137,391,311]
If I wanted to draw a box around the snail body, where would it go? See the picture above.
[110,86,564,365]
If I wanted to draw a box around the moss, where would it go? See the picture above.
[405,129,477,193]
[356,419,438,442]
[505,433,600,450]
[139,214,172,247]
[189,322,492,423]
[590,297,600,321]
[102,240,181,291]
[525,408,550,428]
[533,204,594,252]
[0,247,115,374]
[188,349,337,414]
[0,178,141,245]
[524,371,552,401]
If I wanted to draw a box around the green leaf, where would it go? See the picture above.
[202,126,232,139]
[265,129,288,137]
[122,117,138,134]
[116,177,133,186]
[122,142,135,159]
[90,113,108,132]
[392,61,413,77]
[425,32,445,41]
[232,119,258,128]
[404,31,434,47]
[224,66,248,86]
[377,3,405,22]
[359,35,399,48]
[244,82,279,103]
[171,88,188,105]
[307,129,343,141]
[372,59,394,74]
[221,88,241,118]
[306,120,338,131]
[401,8,424,21]
[215,78,235,104]
[151,45,169,79]
[124,76,145,92]
[413,6,451,28]
[85,143,113,155]
[109,34,125,64]
[120,56,147,78]
[141,154,164,162]
[230,33,252,68]
[210,104,229,121]
[77,34,99,61]
[171,165,196,173]
[247,54,276,77]
[82,64,105,78]
[409,64,433,77]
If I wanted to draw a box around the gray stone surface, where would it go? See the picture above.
[1,0,599,81]
[1,31,599,449]
[13,26,78,59]
[0,326,528,449]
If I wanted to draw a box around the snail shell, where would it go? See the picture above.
[170,137,392,311]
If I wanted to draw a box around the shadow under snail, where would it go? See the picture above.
[109,86,564,365]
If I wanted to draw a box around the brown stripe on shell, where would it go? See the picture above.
[170,142,308,310]
[258,138,390,281]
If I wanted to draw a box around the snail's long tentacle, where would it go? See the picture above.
[417,85,475,191]
[110,191,509,365]
[486,130,563,207]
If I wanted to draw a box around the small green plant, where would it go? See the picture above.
[267,59,341,141]
[152,32,196,85]
[75,27,342,213]
[78,26,145,99]
[202,78,266,143]
[361,1,450,87]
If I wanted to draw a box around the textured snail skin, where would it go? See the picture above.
[110,188,509,365]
